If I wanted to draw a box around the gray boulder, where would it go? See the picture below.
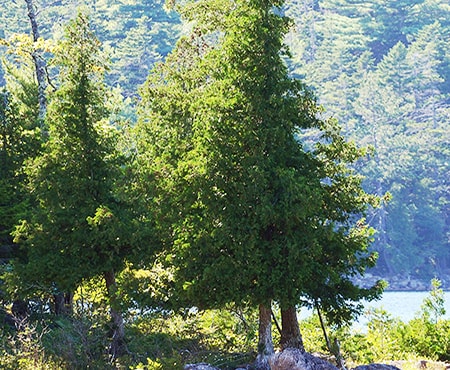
[269,348,339,370]
[352,365,401,370]
[183,363,220,370]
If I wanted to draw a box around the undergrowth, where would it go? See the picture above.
[1,286,449,370]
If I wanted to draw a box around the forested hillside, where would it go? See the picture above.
[285,0,450,282]
[0,0,180,98]
[2,0,447,283]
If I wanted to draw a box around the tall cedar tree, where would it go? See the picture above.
[137,0,382,363]
[12,13,149,358]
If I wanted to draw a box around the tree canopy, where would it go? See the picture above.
[135,0,383,360]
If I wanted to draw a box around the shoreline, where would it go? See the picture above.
[356,273,450,292]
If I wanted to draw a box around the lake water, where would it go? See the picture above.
[361,291,450,322]
[300,291,450,328]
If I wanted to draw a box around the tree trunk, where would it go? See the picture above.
[24,0,47,126]
[53,292,73,316]
[316,304,346,369]
[104,270,126,359]
[280,306,304,350]
[254,302,274,370]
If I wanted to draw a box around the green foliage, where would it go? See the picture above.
[0,319,61,370]
[136,1,382,338]
[421,278,446,323]
[363,308,406,362]
[336,282,450,363]
[0,0,181,98]
[125,306,257,369]
[0,0,448,366]
[10,12,156,300]
[0,63,42,305]
[12,12,115,291]
[43,314,112,368]
[0,90,22,253]
[398,317,450,361]
[1,0,447,285]
[0,285,449,368]
[300,314,330,354]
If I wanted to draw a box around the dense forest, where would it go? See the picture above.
[0,0,449,369]
[284,0,450,282]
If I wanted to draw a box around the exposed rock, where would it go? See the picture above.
[183,363,220,370]
[352,365,401,370]
[253,354,272,370]
[269,348,339,370]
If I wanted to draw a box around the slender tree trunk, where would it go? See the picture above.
[53,292,73,316]
[254,302,274,370]
[24,0,47,127]
[316,304,346,369]
[104,270,126,359]
[280,306,304,350]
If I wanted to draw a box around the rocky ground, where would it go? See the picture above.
[183,349,450,370]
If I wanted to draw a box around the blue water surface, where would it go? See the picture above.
[299,291,450,329]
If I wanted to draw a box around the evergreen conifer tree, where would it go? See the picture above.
[138,0,382,364]
[12,12,152,357]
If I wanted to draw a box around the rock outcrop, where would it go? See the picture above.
[184,363,221,370]
[269,348,339,370]
[352,365,401,370]
[184,350,404,370]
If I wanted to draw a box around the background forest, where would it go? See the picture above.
[0,0,449,369]
[1,0,448,283]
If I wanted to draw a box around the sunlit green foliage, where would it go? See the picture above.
[1,2,449,281]
[6,14,158,358]
[135,2,381,341]
[1,287,449,368]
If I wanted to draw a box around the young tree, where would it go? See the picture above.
[0,41,44,313]
[12,12,152,358]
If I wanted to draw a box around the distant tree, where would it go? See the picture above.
[351,22,450,278]
[113,16,165,95]
[405,22,445,119]
[285,0,320,66]
[287,1,372,128]
[358,0,424,60]
[88,0,181,97]
[263,0,450,282]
